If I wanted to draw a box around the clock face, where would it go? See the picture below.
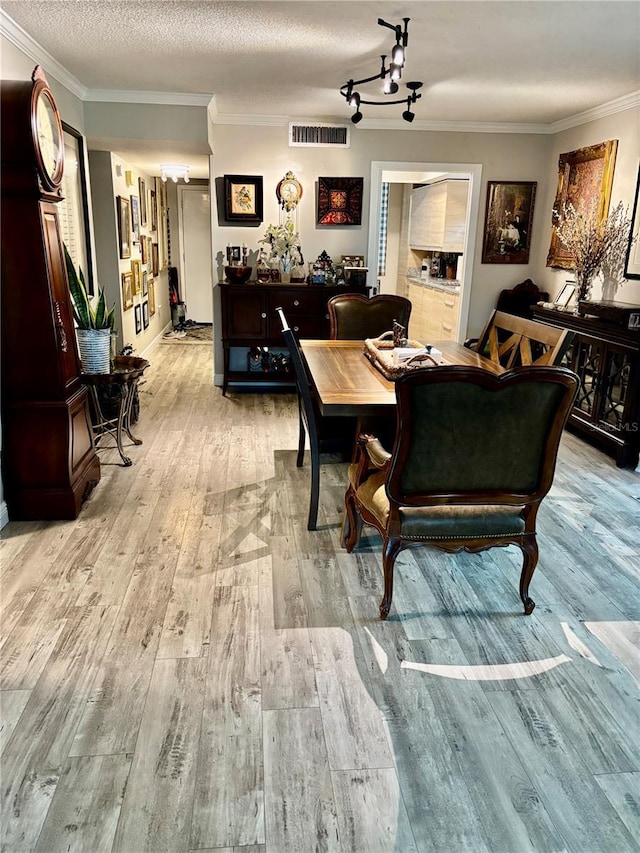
[281,180,300,202]
[277,172,302,210]
[35,90,62,186]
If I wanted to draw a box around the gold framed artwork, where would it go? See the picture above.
[131,259,141,294]
[148,277,155,315]
[121,271,133,309]
[547,139,618,270]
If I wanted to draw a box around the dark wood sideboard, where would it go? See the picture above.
[532,305,640,468]
[219,281,369,394]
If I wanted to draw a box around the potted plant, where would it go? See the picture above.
[64,244,115,373]
[259,221,303,283]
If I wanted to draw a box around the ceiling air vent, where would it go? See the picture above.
[289,122,350,148]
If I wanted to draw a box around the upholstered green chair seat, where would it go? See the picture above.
[342,365,579,620]
[349,465,526,538]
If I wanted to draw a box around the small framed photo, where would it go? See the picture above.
[138,178,147,226]
[131,259,141,294]
[130,194,140,243]
[555,281,576,309]
[309,262,325,284]
[142,300,150,329]
[224,174,263,222]
[142,270,148,297]
[134,303,142,334]
[121,271,133,309]
[341,255,365,267]
[117,195,131,259]
[481,181,537,264]
[152,243,159,276]
[148,278,155,315]
[140,234,148,264]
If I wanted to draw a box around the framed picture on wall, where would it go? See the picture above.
[152,242,159,275]
[138,177,147,226]
[223,174,263,222]
[121,272,133,310]
[148,278,155,315]
[142,300,149,329]
[117,196,131,259]
[130,194,140,243]
[624,164,640,279]
[142,270,148,296]
[131,259,141,294]
[481,181,537,264]
[150,189,157,230]
[547,139,618,269]
[317,177,364,225]
[60,122,95,294]
[134,303,142,334]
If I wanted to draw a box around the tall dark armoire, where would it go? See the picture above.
[1,66,100,520]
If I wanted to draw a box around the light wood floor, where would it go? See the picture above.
[1,340,639,853]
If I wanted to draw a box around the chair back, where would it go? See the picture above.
[328,293,412,340]
[387,365,578,507]
[275,306,319,439]
[474,310,573,367]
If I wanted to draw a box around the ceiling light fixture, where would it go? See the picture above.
[339,17,422,125]
[160,164,190,183]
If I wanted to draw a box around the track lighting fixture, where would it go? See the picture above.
[160,164,190,183]
[339,16,422,124]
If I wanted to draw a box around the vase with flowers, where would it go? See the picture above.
[552,199,634,310]
[259,221,303,283]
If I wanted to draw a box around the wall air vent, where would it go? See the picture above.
[288,122,350,148]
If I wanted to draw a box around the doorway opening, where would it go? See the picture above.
[368,161,483,342]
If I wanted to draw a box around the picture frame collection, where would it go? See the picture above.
[122,175,166,334]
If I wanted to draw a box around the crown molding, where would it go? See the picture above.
[211,113,289,127]
[0,10,87,99]
[85,89,213,107]
[352,117,551,134]
[549,89,640,134]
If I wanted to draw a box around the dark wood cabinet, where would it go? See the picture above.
[219,282,369,393]
[1,68,100,519]
[532,305,640,468]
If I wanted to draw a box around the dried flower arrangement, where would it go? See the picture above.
[552,200,635,303]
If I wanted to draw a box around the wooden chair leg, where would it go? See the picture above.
[343,486,361,551]
[307,442,320,531]
[519,537,538,615]
[379,536,402,620]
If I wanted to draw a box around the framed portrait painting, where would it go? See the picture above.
[131,259,141,294]
[117,195,131,259]
[134,303,142,335]
[317,177,364,225]
[148,278,155,315]
[142,300,149,329]
[224,175,263,222]
[547,139,618,269]
[481,181,537,264]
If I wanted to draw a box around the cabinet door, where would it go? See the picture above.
[440,293,459,340]
[409,186,429,248]
[442,182,469,253]
[424,183,446,250]
[222,288,268,340]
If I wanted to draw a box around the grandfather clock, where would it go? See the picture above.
[1,66,100,520]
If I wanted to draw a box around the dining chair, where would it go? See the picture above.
[328,293,412,340]
[276,306,354,531]
[342,364,579,620]
[465,309,574,367]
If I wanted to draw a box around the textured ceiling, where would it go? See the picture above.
[3,1,639,176]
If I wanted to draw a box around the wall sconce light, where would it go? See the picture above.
[160,164,190,183]
[339,17,423,124]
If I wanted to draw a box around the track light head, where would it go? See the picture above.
[402,108,415,123]
[349,91,360,108]
[351,110,363,124]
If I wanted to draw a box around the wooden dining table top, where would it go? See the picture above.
[300,339,505,416]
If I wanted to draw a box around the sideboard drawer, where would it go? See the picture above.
[271,290,323,315]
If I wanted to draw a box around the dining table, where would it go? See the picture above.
[300,339,505,417]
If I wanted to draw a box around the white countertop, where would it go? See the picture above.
[406,275,461,293]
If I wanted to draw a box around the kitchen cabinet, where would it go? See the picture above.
[409,180,469,253]
[406,280,460,344]
[219,281,368,393]
[532,305,640,468]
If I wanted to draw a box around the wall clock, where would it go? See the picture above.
[33,76,64,191]
[276,171,303,211]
